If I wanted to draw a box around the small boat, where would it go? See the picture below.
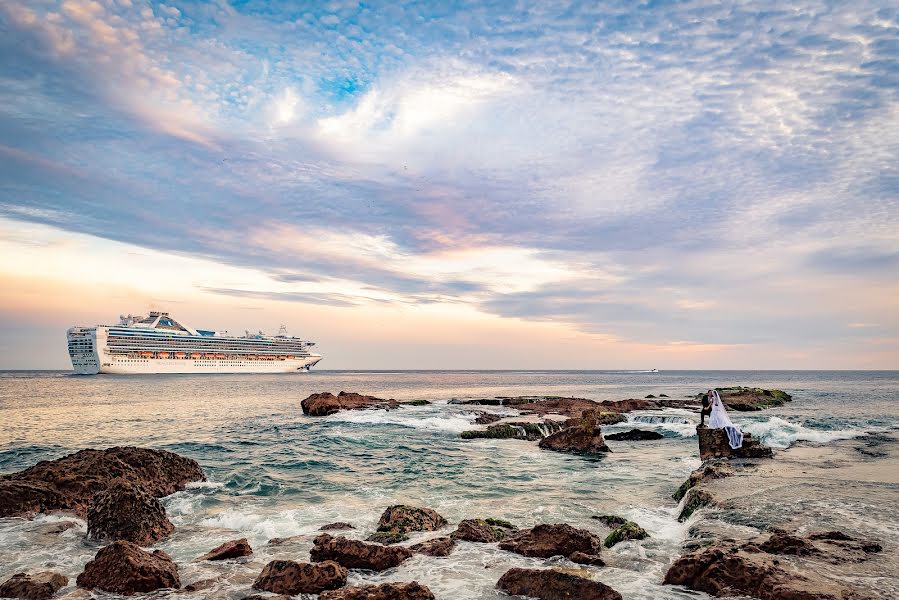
[650,368,659,373]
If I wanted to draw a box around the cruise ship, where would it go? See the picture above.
[67,312,322,375]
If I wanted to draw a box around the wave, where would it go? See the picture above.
[742,417,867,449]
[325,408,477,434]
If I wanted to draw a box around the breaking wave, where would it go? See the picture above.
[324,407,477,434]
[742,417,867,449]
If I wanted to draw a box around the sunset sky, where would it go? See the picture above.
[1,1,897,369]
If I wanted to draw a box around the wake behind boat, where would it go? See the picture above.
[67,311,322,375]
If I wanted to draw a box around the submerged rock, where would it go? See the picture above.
[605,429,664,441]
[497,568,622,600]
[319,581,435,600]
[695,387,792,411]
[538,411,611,455]
[252,559,347,595]
[301,391,397,416]
[310,533,413,571]
[0,447,204,518]
[320,522,355,531]
[0,571,68,600]
[197,538,253,561]
[76,540,180,595]
[410,536,456,557]
[86,478,174,545]
[697,426,773,460]
[473,411,503,424]
[366,531,409,544]
[452,518,518,542]
[461,421,565,441]
[499,523,604,564]
[672,458,734,502]
[592,515,628,527]
[604,521,649,548]
[376,505,447,534]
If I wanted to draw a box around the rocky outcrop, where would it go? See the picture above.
[76,540,180,595]
[499,524,604,564]
[320,522,355,531]
[0,571,68,600]
[672,459,734,502]
[603,521,649,547]
[319,582,435,600]
[197,538,253,561]
[0,447,204,518]
[451,396,647,419]
[664,531,880,599]
[677,488,714,522]
[86,478,174,545]
[310,533,413,571]
[452,518,518,542]
[598,399,659,413]
[252,560,347,595]
[538,411,611,455]
[695,387,792,411]
[497,568,622,600]
[605,429,664,441]
[697,426,773,460]
[301,391,397,416]
[376,505,447,534]
[592,515,627,527]
[473,411,503,424]
[410,536,455,556]
[461,420,565,440]
[366,531,409,544]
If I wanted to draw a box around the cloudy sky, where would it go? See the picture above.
[1,0,897,369]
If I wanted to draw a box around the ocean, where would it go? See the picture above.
[1,370,898,599]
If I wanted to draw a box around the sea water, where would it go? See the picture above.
[1,370,897,599]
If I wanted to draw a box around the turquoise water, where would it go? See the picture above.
[1,370,897,599]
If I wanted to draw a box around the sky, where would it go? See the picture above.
[0,0,897,370]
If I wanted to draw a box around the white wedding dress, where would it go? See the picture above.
[708,390,743,449]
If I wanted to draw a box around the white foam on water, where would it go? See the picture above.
[622,411,698,438]
[199,507,315,541]
[742,416,867,449]
[185,480,225,490]
[325,407,477,433]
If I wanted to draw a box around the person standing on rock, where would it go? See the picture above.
[700,390,714,426]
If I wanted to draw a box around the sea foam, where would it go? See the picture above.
[742,416,867,449]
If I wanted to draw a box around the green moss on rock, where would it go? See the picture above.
[604,521,649,548]
[678,488,714,522]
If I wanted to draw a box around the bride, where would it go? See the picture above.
[708,389,743,449]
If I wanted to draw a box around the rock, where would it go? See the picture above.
[241,595,292,600]
[697,426,773,460]
[366,531,409,544]
[0,447,204,518]
[320,522,355,531]
[605,429,664,441]
[672,458,734,502]
[452,518,517,542]
[376,505,447,534]
[310,533,413,571]
[0,571,69,600]
[86,478,174,545]
[497,568,622,600]
[604,521,649,547]
[499,524,604,563]
[32,520,79,537]
[759,532,820,556]
[76,540,180,595]
[182,578,219,592]
[538,411,610,455]
[659,394,669,397]
[645,394,656,398]
[410,536,455,557]
[568,551,606,566]
[591,515,628,527]
[806,531,882,561]
[267,534,304,546]
[598,399,659,413]
[319,582,435,600]
[473,411,503,424]
[197,538,253,561]
[252,560,347,595]
[677,488,714,522]
[695,387,792,411]
[461,421,565,441]
[301,391,397,416]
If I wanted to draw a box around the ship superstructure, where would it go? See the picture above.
[67,312,322,375]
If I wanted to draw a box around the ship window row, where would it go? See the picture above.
[106,344,309,354]
[106,339,308,351]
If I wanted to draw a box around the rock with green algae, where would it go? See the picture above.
[365,531,409,545]
[678,488,714,522]
[694,387,792,411]
[592,515,628,528]
[461,421,566,441]
[452,518,518,542]
[604,521,649,548]
[672,459,734,502]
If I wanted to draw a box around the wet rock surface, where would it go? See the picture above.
[86,478,174,545]
[365,531,409,544]
[605,429,664,441]
[0,571,68,600]
[252,559,347,595]
[678,488,714,522]
[672,458,734,502]
[700,387,793,411]
[538,411,611,455]
[319,581,436,600]
[496,568,622,600]
[450,395,653,418]
[301,391,398,416]
[461,421,565,441]
[698,425,773,460]
[76,540,180,595]
[376,505,447,534]
[409,536,456,557]
[451,518,518,542]
[310,533,413,571]
[499,523,604,563]
[603,520,649,547]
[197,538,253,561]
[0,447,204,518]
[320,522,355,531]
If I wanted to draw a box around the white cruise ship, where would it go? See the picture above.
[67,312,322,375]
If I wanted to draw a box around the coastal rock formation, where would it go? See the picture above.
[672,459,734,502]
[252,560,347,595]
[301,391,397,416]
[461,421,565,441]
[697,426,773,460]
[694,387,792,411]
[677,488,714,522]
[0,571,68,600]
[451,396,648,419]
[410,536,456,556]
[497,568,622,600]
[598,399,659,413]
[499,524,604,564]
[320,522,355,531]
[538,411,610,455]
[664,531,880,599]
[310,533,413,571]
[197,538,253,561]
[366,531,409,544]
[603,520,649,548]
[452,518,518,542]
[319,582,435,600]
[376,505,448,534]
[473,411,503,424]
[76,540,180,595]
[86,479,174,545]
[0,446,204,518]
[592,515,627,527]
[605,429,664,441]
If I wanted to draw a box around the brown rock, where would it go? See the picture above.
[697,426,773,460]
[672,459,734,502]
[410,536,456,556]
[366,531,409,544]
[310,533,413,571]
[598,398,659,413]
[452,518,517,542]
[86,478,174,545]
[759,532,820,556]
[76,540,180,595]
[499,523,604,562]
[473,411,503,424]
[677,488,714,522]
[252,560,347,595]
[301,391,397,416]
[376,505,447,534]
[0,571,69,600]
[320,522,355,531]
[538,411,610,455]
[182,578,219,592]
[197,538,253,561]
[605,429,663,441]
[0,447,204,518]
[497,568,622,600]
[319,582,435,600]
